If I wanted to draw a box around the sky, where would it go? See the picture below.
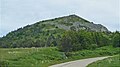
[0,0,120,37]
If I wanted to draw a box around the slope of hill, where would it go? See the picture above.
[0,14,109,48]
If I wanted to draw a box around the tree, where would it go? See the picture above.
[58,31,73,52]
[112,31,120,47]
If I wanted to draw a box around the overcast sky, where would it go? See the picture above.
[0,0,120,37]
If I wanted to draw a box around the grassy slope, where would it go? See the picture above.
[87,55,120,67]
[0,46,120,67]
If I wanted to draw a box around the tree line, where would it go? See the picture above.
[58,30,120,52]
[0,30,119,51]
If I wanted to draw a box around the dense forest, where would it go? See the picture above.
[58,30,120,52]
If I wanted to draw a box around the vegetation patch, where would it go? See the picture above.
[58,22,73,26]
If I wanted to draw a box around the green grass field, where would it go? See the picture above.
[0,46,120,67]
[0,47,65,67]
[87,55,120,67]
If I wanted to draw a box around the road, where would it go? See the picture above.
[49,56,109,67]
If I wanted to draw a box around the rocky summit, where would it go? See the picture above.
[38,14,108,32]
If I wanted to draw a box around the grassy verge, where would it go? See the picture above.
[0,46,120,67]
[87,55,120,67]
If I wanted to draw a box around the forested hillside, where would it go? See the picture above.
[0,15,119,49]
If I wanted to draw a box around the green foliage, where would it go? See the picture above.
[58,30,112,52]
[112,31,120,47]
[70,26,76,31]
[58,21,73,26]
[0,24,65,48]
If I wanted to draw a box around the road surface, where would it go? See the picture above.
[49,56,109,67]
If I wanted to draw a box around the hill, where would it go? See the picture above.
[0,14,109,48]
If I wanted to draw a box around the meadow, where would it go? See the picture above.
[0,46,120,67]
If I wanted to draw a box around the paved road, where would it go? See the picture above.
[49,57,109,67]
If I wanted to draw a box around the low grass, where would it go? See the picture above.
[0,46,119,67]
[0,47,65,67]
[67,46,120,60]
[87,55,120,67]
